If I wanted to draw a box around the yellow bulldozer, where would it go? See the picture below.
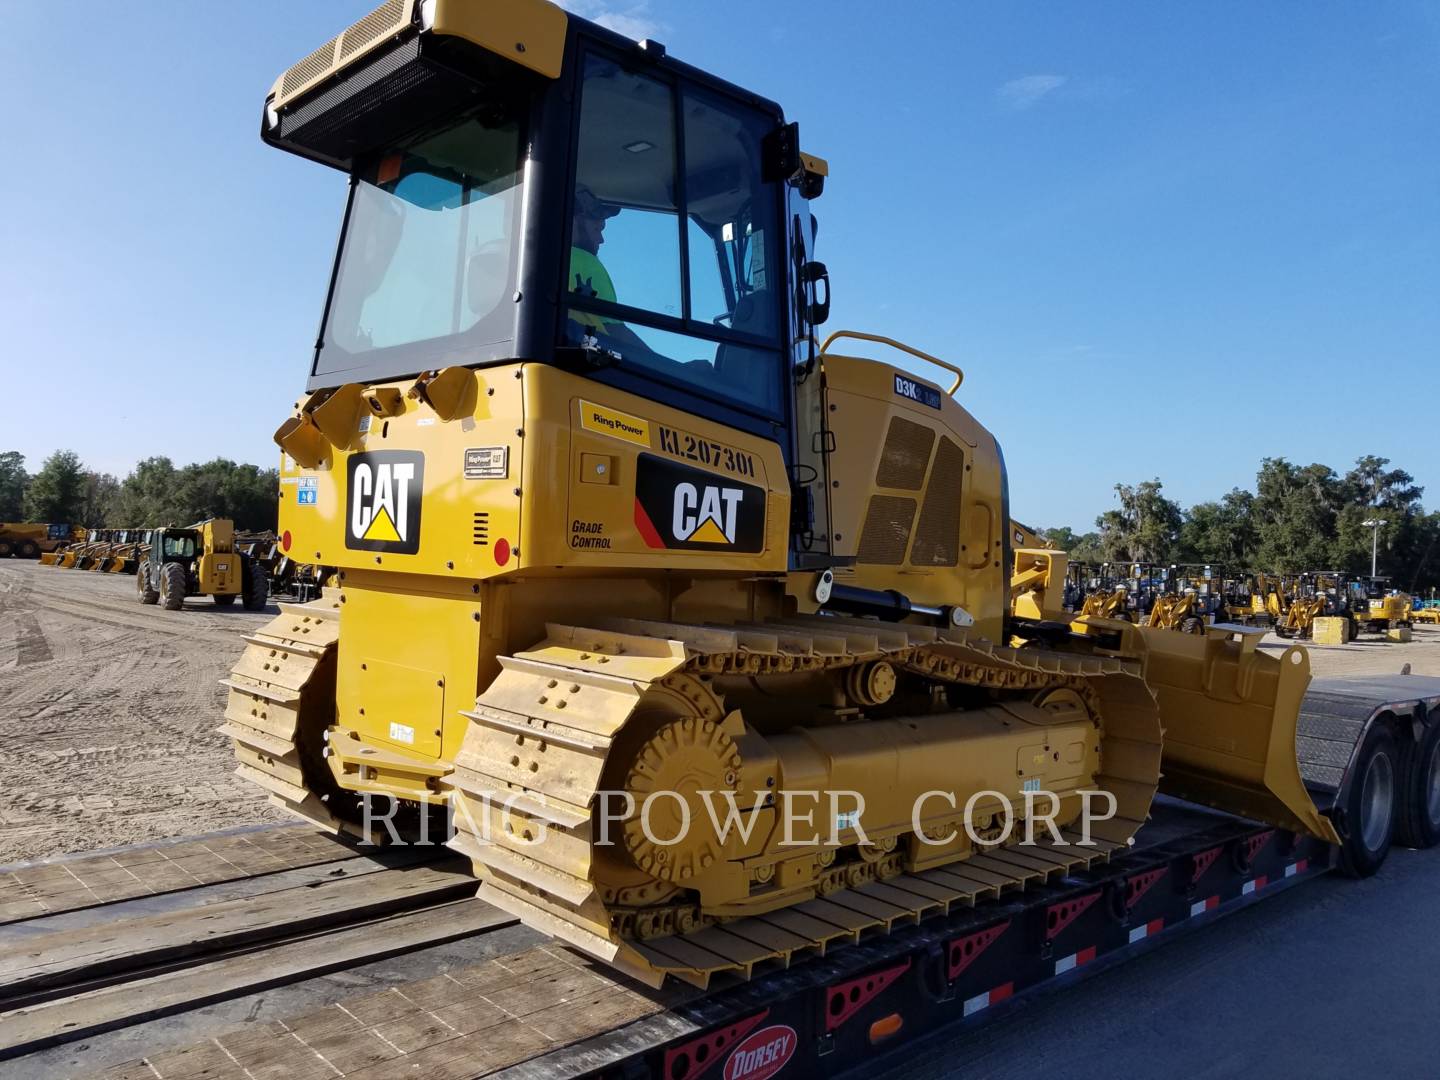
[226,0,1440,988]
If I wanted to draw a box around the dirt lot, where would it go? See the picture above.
[2,557,1437,864]
[0,559,285,863]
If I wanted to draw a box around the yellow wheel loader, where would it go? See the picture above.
[227,0,1440,988]
[138,519,269,611]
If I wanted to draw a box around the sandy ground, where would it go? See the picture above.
[2,556,1438,864]
[0,559,285,864]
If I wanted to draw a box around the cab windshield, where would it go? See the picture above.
[162,534,196,558]
[564,53,784,417]
[315,104,525,381]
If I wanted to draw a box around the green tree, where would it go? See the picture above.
[109,457,278,531]
[1334,455,1423,578]
[23,450,87,524]
[78,472,121,528]
[1179,489,1258,567]
[172,459,279,532]
[109,456,184,526]
[1253,458,1342,571]
[1095,479,1182,563]
[0,451,26,521]
[1042,525,1104,563]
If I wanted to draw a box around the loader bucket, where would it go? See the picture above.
[1139,623,1340,845]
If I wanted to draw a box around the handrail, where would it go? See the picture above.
[818,329,964,395]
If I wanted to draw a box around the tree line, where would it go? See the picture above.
[1042,455,1440,595]
[0,450,279,533]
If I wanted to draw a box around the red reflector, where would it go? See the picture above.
[495,538,511,566]
[281,530,292,552]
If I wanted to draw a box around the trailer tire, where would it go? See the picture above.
[242,557,269,612]
[137,566,160,605]
[18,540,38,558]
[1397,722,1440,850]
[160,562,187,611]
[1339,724,1399,878]
[0,541,12,558]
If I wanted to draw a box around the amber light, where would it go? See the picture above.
[868,1013,903,1043]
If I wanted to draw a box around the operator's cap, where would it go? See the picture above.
[575,185,621,220]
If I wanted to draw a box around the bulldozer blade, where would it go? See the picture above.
[1139,623,1340,845]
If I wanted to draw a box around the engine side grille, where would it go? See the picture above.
[856,496,917,565]
[910,437,964,567]
[473,513,490,546]
[875,417,935,490]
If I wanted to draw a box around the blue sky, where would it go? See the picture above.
[2,1,1436,529]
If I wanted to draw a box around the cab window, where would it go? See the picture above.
[565,53,783,417]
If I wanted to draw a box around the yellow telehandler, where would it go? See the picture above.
[138,519,269,611]
[226,0,1440,989]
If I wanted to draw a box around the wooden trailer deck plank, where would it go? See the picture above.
[0,827,360,925]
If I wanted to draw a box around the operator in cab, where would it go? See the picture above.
[567,185,684,368]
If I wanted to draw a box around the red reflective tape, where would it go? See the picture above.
[1147,917,1164,935]
[1296,858,1308,873]
[1077,946,1097,966]
[990,982,1014,1003]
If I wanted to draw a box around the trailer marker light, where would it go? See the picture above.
[869,1013,904,1043]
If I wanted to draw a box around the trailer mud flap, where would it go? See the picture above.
[1139,624,1341,845]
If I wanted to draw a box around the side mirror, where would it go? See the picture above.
[802,261,830,325]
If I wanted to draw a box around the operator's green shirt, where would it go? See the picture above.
[569,247,616,331]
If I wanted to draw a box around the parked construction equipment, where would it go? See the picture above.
[138,519,268,611]
[225,0,1440,1006]
[1351,577,1413,635]
[0,522,81,560]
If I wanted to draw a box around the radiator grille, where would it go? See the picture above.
[340,0,409,60]
[472,513,490,546]
[910,437,964,567]
[281,35,341,98]
[856,496,917,565]
[875,417,935,490]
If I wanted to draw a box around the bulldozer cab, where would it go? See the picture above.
[273,11,821,437]
[265,1,841,564]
